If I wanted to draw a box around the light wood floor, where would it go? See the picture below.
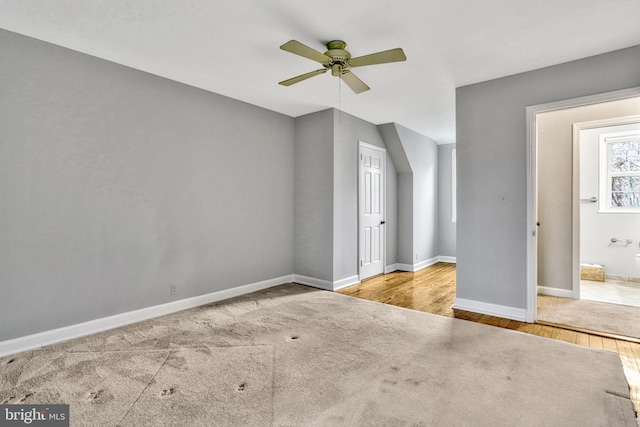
[338,262,640,417]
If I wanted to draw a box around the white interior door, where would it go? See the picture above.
[359,142,385,280]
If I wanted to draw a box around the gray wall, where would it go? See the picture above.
[378,123,439,267]
[537,98,640,290]
[456,44,640,310]
[397,174,414,265]
[293,110,334,281]
[2,24,477,342]
[333,110,396,280]
[378,124,413,265]
[0,29,295,340]
[293,109,397,284]
[395,125,439,264]
[438,144,456,257]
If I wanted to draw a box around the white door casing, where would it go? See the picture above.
[359,142,385,280]
[526,86,640,323]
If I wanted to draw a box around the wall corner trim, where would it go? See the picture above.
[452,298,527,322]
[537,286,574,298]
[0,275,293,358]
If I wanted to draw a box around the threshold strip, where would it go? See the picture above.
[536,320,640,344]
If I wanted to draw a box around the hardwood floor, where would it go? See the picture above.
[338,262,640,418]
[339,263,457,317]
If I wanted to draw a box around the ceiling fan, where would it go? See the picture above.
[278,40,406,94]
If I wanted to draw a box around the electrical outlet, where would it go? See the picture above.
[170,284,177,296]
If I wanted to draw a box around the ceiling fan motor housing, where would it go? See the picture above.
[324,40,351,75]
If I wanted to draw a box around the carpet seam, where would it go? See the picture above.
[9,351,33,391]
[270,345,275,426]
[115,349,172,426]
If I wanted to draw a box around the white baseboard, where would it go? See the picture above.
[292,274,333,291]
[0,275,293,358]
[537,286,573,298]
[293,274,360,291]
[1,257,462,358]
[395,263,414,271]
[396,256,440,272]
[333,275,360,291]
[389,257,454,272]
[416,257,440,271]
[453,298,527,322]
[385,264,398,273]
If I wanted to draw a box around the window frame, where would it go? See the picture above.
[451,149,457,223]
[598,130,640,213]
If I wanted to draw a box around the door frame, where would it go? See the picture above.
[525,86,640,322]
[572,115,640,299]
[358,141,386,281]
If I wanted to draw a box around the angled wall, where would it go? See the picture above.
[379,123,439,270]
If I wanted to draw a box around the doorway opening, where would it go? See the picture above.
[574,118,640,308]
[527,88,640,322]
[527,87,640,337]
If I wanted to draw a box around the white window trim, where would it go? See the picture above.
[451,149,457,223]
[598,130,640,213]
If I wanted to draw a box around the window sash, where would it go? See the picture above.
[599,133,640,212]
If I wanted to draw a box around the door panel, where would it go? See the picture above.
[360,143,385,280]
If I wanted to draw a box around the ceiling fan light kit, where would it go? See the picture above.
[279,39,406,94]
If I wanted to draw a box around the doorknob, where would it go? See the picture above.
[380,221,386,225]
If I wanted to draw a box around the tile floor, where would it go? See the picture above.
[581,279,640,308]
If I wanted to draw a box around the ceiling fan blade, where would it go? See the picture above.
[350,48,407,67]
[280,40,331,64]
[340,71,370,94]
[279,69,328,86]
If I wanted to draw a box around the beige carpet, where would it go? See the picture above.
[1,284,636,426]
[538,295,640,340]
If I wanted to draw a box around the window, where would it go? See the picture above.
[599,131,640,213]
[451,149,456,223]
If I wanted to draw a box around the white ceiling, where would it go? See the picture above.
[1,1,639,144]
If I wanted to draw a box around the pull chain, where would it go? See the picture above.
[338,74,342,124]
